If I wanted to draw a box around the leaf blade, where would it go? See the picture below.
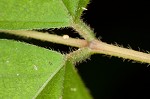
[36,65,65,99]
[62,0,90,21]
[0,0,71,30]
[0,0,90,30]
[62,61,92,99]
[0,39,65,98]
[36,60,92,99]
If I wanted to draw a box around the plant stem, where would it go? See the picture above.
[66,47,92,64]
[1,30,150,64]
[71,20,96,41]
[0,30,88,48]
[89,40,150,64]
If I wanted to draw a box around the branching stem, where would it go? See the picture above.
[1,21,150,64]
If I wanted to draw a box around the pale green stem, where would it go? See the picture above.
[66,47,92,63]
[89,40,150,64]
[0,30,88,48]
[71,20,96,41]
[1,30,150,64]
[72,20,150,64]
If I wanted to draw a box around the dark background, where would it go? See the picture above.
[79,0,150,99]
[1,0,150,99]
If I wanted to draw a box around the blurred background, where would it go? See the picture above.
[0,0,150,99]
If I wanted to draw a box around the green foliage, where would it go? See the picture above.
[0,39,65,98]
[0,40,92,98]
[62,61,92,99]
[62,0,89,22]
[0,0,93,99]
[0,0,149,98]
[37,61,92,99]
[0,0,89,30]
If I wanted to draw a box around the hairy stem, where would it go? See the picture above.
[0,30,88,48]
[1,29,150,64]
[71,20,96,41]
[90,40,150,64]
[66,47,92,64]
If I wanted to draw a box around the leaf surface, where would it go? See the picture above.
[0,39,92,99]
[37,61,92,99]
[0,0,89,30]
[0,39,65,98]
[62,0,89,22]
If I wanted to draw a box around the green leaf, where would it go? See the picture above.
[36,60,92,99]
[0,0,89,30]
[0,39,92,99]
[62,61,92,99]
[62,0,90,22]
[0,39,65,98]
